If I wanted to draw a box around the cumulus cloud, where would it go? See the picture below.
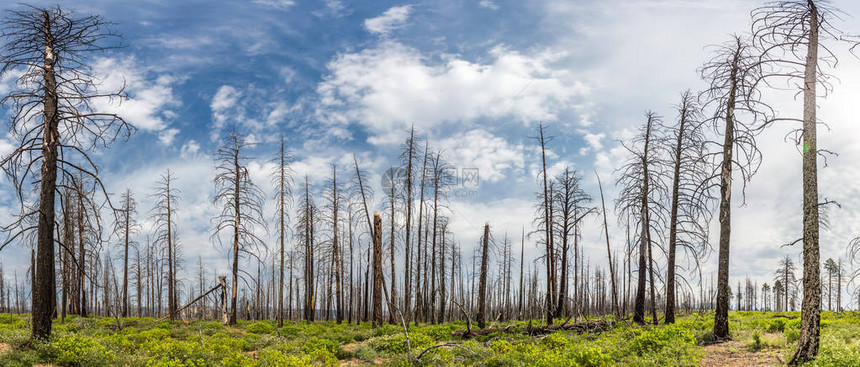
[317,42,587,144]
[437,128,525,183]
[90,57,180,137]
[364,5,413,36]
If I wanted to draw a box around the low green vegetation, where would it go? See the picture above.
[0,311,857,366]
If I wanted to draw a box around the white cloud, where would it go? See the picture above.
[158,128,180,145]
[210,85,242,140]
[583,132,605,151]
[479,0,499,10]
[364,5,413,36]
[314,0,350,18]
[252,0,296,9]
[437,128,525,183]
[317,42,586,144]
[180,139,201,158]
[90,57,180,135]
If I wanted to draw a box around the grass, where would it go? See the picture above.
[0,311,856,366]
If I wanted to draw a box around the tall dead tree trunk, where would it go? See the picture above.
[793,4,821,362]
[537,123,554,326]
[372,212,383,328]
[596,172,619,318]
[476,224,490,329]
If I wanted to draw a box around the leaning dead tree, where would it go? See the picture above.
[751,1,857,362]
[661,91,713,324]
[0,5,131,340]
[212,131,266,325]
[698,34,770,338]
[615,111,668,325]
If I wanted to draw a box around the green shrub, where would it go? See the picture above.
[490,339,514,354]
[784,328,800,344]
[766,318,786,333]
[568,347,612,367]
[53,335,116,366]
[135,328,170,343]
[202,322,225,331]
[630,326,695,355]
[748,330,764,351]
[258,350,312,367]
[352,344,377,363]
[278,325,301,337]
[246,321,274,335]
[539,332,569,349]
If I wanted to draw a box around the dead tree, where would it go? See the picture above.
[615,112,668,325]
[775,255,796,312]
[212,131,266,325]
[699,34,770,338]
[401,128,417,323]
[323,164,344,323]
[430,150,453,323]
[536,122,555,325]
[476,224,490,329]
[114,190,139,317]
[661,91,713,324]
[0,5,131,339]
[297,177,316,322]
[151,171,180,319]
[751,1,857,361]
[552,168,594,319]
[270,137,293,327]
[595,171,620,318]
[372,212,383,327]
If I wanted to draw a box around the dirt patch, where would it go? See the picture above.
[0,343,10,353]
[700,340,783,367]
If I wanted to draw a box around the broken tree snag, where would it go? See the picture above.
[220,276,228,325]
[372,212,383,328]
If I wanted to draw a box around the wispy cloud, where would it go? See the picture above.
[364,5,413,36]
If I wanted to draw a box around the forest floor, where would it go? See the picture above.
[0,311,857,366]
[700,340,783,366]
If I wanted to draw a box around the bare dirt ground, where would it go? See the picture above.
[700,340,783,367]
[0,342,10,353]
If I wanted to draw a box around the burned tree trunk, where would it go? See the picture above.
[476,224,490,329]
[372,212,383,328]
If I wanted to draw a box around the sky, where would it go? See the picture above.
[1,0,860,306]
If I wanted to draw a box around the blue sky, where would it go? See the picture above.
[2,0,860,304]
